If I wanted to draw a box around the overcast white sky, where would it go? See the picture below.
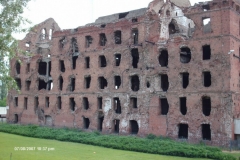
[14,0,205,39]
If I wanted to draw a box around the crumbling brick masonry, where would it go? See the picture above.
[8,0,240,146]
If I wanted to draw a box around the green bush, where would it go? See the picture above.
[0,124,235,160]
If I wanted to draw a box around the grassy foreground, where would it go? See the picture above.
[0,124,235,160]
[0,132,209,160]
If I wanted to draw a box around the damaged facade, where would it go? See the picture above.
[7,0,240,146]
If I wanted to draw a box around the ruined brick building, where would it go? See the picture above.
[7,0,240,146]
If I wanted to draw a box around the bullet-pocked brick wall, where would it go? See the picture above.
[8,0,240,146]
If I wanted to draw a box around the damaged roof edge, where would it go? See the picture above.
[86,8,147,26]
[170,0,191,7]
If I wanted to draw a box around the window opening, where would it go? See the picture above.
[119,12,129,19]
[15,78,21,90]
[131,75,140,92]
[24,97,28,110]
[115,54,121,66]
[203,71,211,87]
[161,74,169,91]
[49,29,52,40]
[98,97,103,109]
[131,49,139,68]
[16,61,20,74]
[99,77,108,89]
[70,77,75,92]
[34,97,39,110]
[14,97,18,107]
[99,55,107,67]
[59,76,63,91]
[45,97,49,108]
[86,36,93,48]
[180,47,191,63]
[202,45,211,60]
[160,98,169,115]
[130,120,139,134]
[59,60,65,72]
[70,98,76,111]
[100,33,107,46]
[202,124,211,140]
[180,97,187,115]
[202,96,211,116]
[178,124,188,139]
[83,117,90,129]
[26,80,31,91]
[203,17,211,33]
[159,50,168,67]
[26,63,30,73]
[114,31,121,44]
[85,76,91,89]
[83,97,89,110]
[58,96,61,109]
[132,29,138,45]
[98,117,104,131]
[14,114,18,123]
[114,119,120,133]
[130,97,137,108]
[85,57,90,68]
[181,72,189,89]
[114,76,121,89]
[114,98,121,114]
[38,62,47,75]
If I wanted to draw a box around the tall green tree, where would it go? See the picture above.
[0,0,30,90]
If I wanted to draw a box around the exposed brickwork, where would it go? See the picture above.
[7,0,240,146]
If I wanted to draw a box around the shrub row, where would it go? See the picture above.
[0,124,235,160]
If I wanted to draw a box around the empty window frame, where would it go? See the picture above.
[169,23,177,34]
[202,17,211,33]
[180,97,187,115]
[114,31,121,44]
[24,97,28,110]
[160,98,169,115]
[59,37,66,49]
[49,29,52,40]
[99,55,107,67]
[34,97,39,110]
[114,76,121,89]
[132,28,138,45]
[83,97,89,110]
[131,49,139,68]
[71,38,79,53]
[25,80,31,91]
[59,60,65,72]
[99,77,108,89]
[202,4,210,11]
[57,96,62,109]
[41,28,46,40]
[100,33,107,46]
[114,97,121,114]
[14,97,18,107]
[181,72,189,89]
[85,76,91,89]
[38,62,47,75]
[38,79,47,90]
[70,77,75,92]
[203,71,211,87]
[85,36,93,48]
[130,97,137,108]
[59,76,63,91]
[16,61,20,74]
[202,96,211,116]
[131,75,140,92]
[159,50,168,67]
[202,124,211,140]
[85,57,90,68]
[26,63,30,73]
[132,18,138,23]
[115,54,121,66]
[202,45,211,60]
[178,124,188,139]
[72,55,78,69]
[70,98,76,111]
[45,97,50,108]
[83,117,90,129]
[130,120,139,134]
[98,97,103,109]
[15,78,21,90]
[14,114,18,123]
[180,47,191,63]
[98,116,104,131]
[161,74,169,91]
[113,119,120,133]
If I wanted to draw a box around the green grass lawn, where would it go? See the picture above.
[0,132,209,160]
